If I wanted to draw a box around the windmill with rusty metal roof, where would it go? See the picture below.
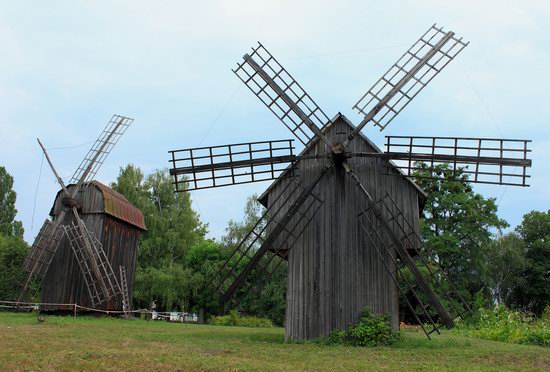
[168,25,532,340]
[18,115,140,312]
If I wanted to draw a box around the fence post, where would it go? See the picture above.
[74,303,77,318]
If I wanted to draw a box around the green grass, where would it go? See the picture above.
[0,312,549,371]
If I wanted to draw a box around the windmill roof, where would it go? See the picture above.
[258,113,427,211]
[91,181,147,230]
[50,180,147,230]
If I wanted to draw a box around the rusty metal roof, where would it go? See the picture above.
[51,181,147,231]
[90,181,147,230]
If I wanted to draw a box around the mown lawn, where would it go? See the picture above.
[0,312,548,371]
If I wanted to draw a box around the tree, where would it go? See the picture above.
[487,232,526,306]
[111,165,208,311]
[0,235,30,300]
[413,163,508,305]
[221,195,266,248]
[0,166,23,238]
[185,239,228,314]
[111,165,207,269]
[509,210,550,315]
[220,195,287,326]
[0,166,30,301]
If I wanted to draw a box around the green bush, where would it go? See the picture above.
[209,309,273,328]
[456,305,549,347]
[326,307,400,347]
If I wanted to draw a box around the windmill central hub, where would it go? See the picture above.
[61,196,82,210]
[330,142,345,155]
[330,142,347,164]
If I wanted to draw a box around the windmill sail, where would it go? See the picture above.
[384,136,532,186]
[169,140,297,191]
[23,220,64,278]
[63,220,121,307]
[206,168,327,307]
[70,115,133,186]
[358,190,471,338]
[345,161,455,333]
[347,24,468,144]
[234,42,332,147]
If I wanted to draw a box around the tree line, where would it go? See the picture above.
[0,163,548,324]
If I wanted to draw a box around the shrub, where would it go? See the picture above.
[326,307,400,347]
[457,305,549,347]
[209,309,273,328]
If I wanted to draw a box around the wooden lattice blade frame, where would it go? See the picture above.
[343,160,454,337]
[350,24,468,139]
[70,114,133,185]
[383,135,532,186]
[169,139,298,191]
[23,220,64,278]
[205,166,327,307]
[233,42,332,147]
[63,220,121,307]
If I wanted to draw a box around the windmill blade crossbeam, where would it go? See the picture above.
[23,220,64,278]
[384,135,532,186]
[351,24,468,134]
[169,139,298,191]
[70,115,133,185]
[234,42,332,147]
[63,221,121,307]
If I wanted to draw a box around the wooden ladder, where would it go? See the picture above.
[63,221,121,307]
[119,266,130,315]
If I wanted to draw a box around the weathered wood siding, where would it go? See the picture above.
[41,182,141,311]
[262,114,422,341]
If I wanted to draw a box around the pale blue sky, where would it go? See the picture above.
[1,1,548,244]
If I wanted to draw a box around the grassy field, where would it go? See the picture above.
[0,312,548,371]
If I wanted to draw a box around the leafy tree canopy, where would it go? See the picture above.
[111,165,236,313]
[510,210,550,315]
[220,195,287,326]
[0,234,29,301]
[0,166,23,238]
[413,163,508,303]
[111,165,207,269]
[487,232,526,306]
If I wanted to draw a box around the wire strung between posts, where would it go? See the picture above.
[31,153,45,231]
[46,140,95,151]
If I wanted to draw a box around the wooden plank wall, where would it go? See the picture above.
[41,183,140,311]
[264,115,421,341]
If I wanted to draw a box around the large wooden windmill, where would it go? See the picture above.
[169,25,532,340]
[19,115,139,311]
